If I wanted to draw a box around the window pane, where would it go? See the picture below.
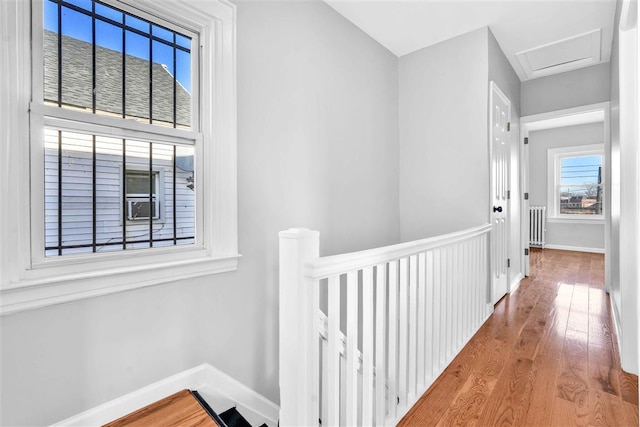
[44,129,60,257]
[44,130,95,256]
[125,14,149,33]
[151,144,172,245]
[125,140,151,248]
[559,154,603,216]
[43,0,59,104]
[559,185,603,215]
[44,0,58,32]
[126,171,155,195]
[45,129,195,257]
[176,48,191,128]
[176,34,191,49]
[43,0,193,129]
[64,0,92,12]
[152,25,174,43]
[561,155,602,185]
[95,20,123,116]
[125,30,150,123]
[95,136,124,253]
[151,40,175,125]
[61,6,93,110]
[95,2,122,23]
[175,146,195,244]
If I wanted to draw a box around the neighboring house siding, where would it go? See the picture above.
[44,141,195,256]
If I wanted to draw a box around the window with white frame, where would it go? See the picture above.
[41,0,197,256]
[547,144,604,220]
[0,0,237,314]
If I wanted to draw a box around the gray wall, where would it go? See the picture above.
[0,2,401,425]
[521,63,611,116]
[399,28,489,241]
[528,123,605,250]
[488,29,522,288]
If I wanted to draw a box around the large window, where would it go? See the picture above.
[547,144,604,220]
[0,0,237,314]
[42,0,196,257]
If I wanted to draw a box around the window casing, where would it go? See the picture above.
[547,144,605,221]
[0,0,238,314]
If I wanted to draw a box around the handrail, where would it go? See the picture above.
[279,223,493,426]
[305,223,491,280]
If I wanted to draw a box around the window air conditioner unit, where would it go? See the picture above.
[127,198,160,220]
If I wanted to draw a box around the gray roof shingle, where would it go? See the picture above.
[44,29,191,126]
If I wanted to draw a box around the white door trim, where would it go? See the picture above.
[519,102,611,283]
[619,0,639,376]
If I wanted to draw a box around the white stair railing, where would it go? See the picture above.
[279,224,493,426]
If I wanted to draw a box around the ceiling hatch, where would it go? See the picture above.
[516,29,602,80]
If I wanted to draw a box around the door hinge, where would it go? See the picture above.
[507,258,511,268]
[507,122,511,131]
[524,192,529,200]
[507,190,511,199]
[524,137,529,145]
[524,248,529,256]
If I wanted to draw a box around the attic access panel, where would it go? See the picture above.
[516,29,602,80]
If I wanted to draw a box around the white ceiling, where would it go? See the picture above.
[324,0,617,81]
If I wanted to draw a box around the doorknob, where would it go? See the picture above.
[493,206,503,213]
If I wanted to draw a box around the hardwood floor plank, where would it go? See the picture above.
[589,343,620,396]
[436,339,508,426]
[551,396,588,427]
[619,370,640,405]
[589,390,639,427]
[398,249,638,427]
[516,352,561,426]
[397,372,466,426]
[103,389,218,427]
[476,355,534,426]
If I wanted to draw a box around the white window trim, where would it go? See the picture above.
[0,0,238,315]
[547,143,605,222]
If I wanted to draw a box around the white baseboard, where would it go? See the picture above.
[52,364,279,427]
[543,244,605,254]
[510,272,524,294]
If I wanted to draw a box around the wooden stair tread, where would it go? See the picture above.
[103,389,219,427]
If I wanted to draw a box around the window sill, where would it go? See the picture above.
[0,253,240,315]
[547,217,605,225]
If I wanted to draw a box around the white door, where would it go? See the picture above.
[490,82,510,304]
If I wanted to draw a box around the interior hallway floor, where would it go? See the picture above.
[399,248,639,426]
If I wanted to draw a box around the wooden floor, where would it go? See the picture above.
[103,390,219,427]
[399,248,639,426]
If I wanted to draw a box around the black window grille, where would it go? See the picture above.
[43,0,192,128]
[44,129,195,257]
[41,0,198,257]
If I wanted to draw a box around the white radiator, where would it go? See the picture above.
[529,206,546,248]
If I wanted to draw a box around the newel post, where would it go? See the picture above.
[279,228,320,426]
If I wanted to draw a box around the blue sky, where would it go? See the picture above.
[561,155,602,186]
[45,0,191,92]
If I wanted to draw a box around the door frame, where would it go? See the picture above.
[489,81,511,304]
[519,102,611,282]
